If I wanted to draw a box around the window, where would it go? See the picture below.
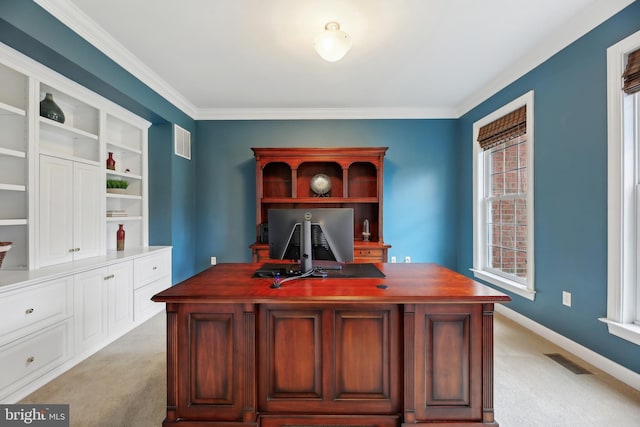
[472,91,535,300]
[602,30,640,346]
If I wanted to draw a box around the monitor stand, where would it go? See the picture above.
[300,218,312,273]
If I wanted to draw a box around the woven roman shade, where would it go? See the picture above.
[623,48,640,95]
[477,106,526,151]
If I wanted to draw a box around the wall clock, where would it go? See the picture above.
[310,173,331,196]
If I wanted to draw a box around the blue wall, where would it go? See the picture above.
[457,1,640,373]
[195,120,458,273]
[148,124,197,284]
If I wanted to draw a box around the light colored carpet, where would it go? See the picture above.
[20,310,640,426]
[494,314,640,427]
[20,313,166,426]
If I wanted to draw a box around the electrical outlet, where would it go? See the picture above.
[210,256,217,265]
[390,256,397,263]
[562,291,571,307]
[404,256,411,263]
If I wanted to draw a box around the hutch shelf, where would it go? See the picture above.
[250,147,390,263]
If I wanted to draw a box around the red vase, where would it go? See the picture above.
[116,224,125,251]
[107,152,116,170]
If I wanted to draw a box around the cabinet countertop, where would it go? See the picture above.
[0,246,171,291]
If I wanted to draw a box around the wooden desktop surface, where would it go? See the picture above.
[152,262,510,304]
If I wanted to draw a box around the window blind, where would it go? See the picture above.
[623,48,640,95]
[477,106,526,151]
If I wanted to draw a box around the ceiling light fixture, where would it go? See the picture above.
[313,21,352,62]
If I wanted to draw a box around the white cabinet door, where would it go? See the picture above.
[74,267,108,354]
[38,155,74,267]
[38,155,103,267]
[73,162,103,261]
[107,260,133,335]
[74,261,133,354]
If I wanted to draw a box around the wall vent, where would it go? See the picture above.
[544,353,592,374]
[174,124,191,160]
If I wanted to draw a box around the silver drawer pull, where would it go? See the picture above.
[75,248,80,252]
[68,248,74,253]
[25,308,34,314]
[26,356,35,363]
[152,266,157,270]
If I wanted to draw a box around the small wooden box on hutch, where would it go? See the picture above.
[250,147,391,263]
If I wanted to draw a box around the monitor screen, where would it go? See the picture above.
[268,208,354,269]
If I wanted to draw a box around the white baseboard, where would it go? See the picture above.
[495,304,640,391]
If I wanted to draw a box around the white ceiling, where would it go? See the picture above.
[37,0,634,120]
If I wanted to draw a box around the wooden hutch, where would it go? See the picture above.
[250,147,390,263]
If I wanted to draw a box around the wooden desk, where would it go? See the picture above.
[152,263,510,427]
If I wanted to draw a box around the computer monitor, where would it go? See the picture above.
[268,208,354,272]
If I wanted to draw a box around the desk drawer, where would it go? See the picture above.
[133,250,171,289]
[0,320,71,394]
[0,277,73,343]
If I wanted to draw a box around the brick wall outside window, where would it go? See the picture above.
[486,136,527,279]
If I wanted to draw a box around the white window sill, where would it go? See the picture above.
[471,269,536,301]
[599,318,640,346]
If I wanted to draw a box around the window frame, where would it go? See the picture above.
[472,90,535,300]
[602,30,640,346]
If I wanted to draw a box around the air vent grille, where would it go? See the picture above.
[174,124,191,160]
[544,353,592,374]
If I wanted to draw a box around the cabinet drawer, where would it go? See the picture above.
[134,277,169,321]
[0,277,73,343]
[355,247,384,258]
[252,246,270,263]
[133,250,171,289]
[354,247,385,263]
[0,320,71,394]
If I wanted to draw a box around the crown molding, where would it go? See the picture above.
[33,0,198,119]
[456,0,635,117]
[194,106,458,120]
[34,0,636,122]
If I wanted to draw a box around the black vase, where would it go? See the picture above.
[40,93,65,123]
